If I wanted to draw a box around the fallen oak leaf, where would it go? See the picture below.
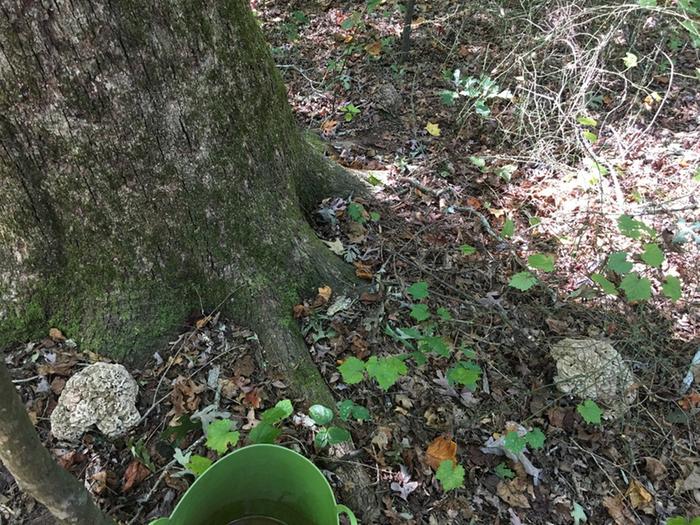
[626,479,653,512]
[354,262,373,280]
[122,460,150,493]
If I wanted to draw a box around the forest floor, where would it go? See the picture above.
[2,1,700,524]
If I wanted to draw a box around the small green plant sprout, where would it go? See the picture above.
[577,399,603,424]
[446,360,481,391]
[436,459,465,492]
[436,307,452,320]
[339,103,361,122]
[469,156,487,171]
[503,427,545,455]
[308,404,352,448]
[366,355,409,390]
[174,448,212,478]
[528,253,555,273]
[205,419,240,454]
[336,399,370,422]
[501,218,515,238]
[509,271,538,291]
[347,202,367,223]
[406,281,429,300]
[249,399,293,444]
[494,462,515,479]
[440,70,512,118]
[459,244,477,255]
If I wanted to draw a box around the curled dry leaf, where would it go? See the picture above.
[643,457,668,481]
[48,328,66,342]
[313,286,332,307]
[354,262,373,280]
[425,435,457,470]
[122,460,150,493]
[293,304,309,319]
[496,478,532,509]
[602,495,636,525]
[626,479,653,512]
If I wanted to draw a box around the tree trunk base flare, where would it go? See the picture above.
[0,1,380,520]
[0,363,115,525]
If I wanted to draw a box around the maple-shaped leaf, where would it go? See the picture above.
[425,436,457,469]
[528,253,555,272]
[205,419,239,454]
[619,273,652,301]
[509,271,538,291]
[662,275,681,302]
[410,303,431,321]
[406,281,429,299]
[640,243,664,268]
[607,251,633,274]
[425,122,441,136]
[338,356,365,384]
[187,455,213,477]
[577,399,602,424]
[366,355,407,390]
[591,273,618,296]
[436,460,464,492]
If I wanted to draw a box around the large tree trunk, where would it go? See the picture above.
[0,0,362,402]
[0,1,378,521]
[0,362,115,524]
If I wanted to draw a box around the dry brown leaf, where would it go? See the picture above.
[425,436,457,470]
[346,221,367,243]
[679,391,700,410]
[292,304,309,319]
[122,460,150,493]
[602,495,636,525]
[371,426,392,450]
[195,316,211,329]
[91,470,117,495]
[355,262,373,280]
[243,388,262,409]
[48,328,66,342]
[170,377,205,415]
[360,292,381,303]
[365,40,382,57]
[320,119,339,135]
[496,478,531,509]
[50,377,66,396]
[626,479,653,511]
[643,457,668,482]
[233,354,255,378]
[312,285,332,307]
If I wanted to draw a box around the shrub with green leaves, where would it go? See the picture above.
[249,399,293,444]
[440,70,511,118]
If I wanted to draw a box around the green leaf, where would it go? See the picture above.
[468,156,486,169]
[577,399,603,424]
[326,426,352,445]
[495,164,517,181]
[509,271,538,291]
[662,275,682,302]
[504,431,527,454]
[607,251,633,274]
[406,281,429,299]
[446,361,481,390]
[638,0,657,6]
[494,462,516,479]
[440,90,459,105]
[248,421,282,444]
[528,216,542,226]
[337,400,355,421]
[528,253,554,272]
[583,130,598,143]
[666,518,689,525]
[619,273,652,301]
[524,428,545,449]
[623,52,638,69]
[459,244,477,255]
[347,202,366,223]
[205,419,240,454]
[501,218,515,238]
[370,211,380,222]
[350,404,370,421]
[410,303,431,321]
[338,357,365,384]
[577,115,598,126]
[640,243,664,268]
[261,399,293,424]
[571,502,587,525]
[693,168,700,182]
[308,404,334,426]
[474,100,491,117]
[436,460,465,492]
[436,307,452,320]
[187,455,213,477]
[366,355,408,390]
[420,336,451,357]
[591,273,618,296]
[618,214,653,239]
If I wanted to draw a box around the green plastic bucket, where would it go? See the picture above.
[149,444,357,525]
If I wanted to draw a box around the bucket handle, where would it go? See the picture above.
[336,504,358,525]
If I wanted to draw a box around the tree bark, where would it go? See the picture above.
[0,362,114,524]
[0,0,379,521]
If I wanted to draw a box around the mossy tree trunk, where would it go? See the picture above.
[0,0,362,402]
[1,1,378,521]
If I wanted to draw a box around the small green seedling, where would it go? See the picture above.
[436,460,465,492]
[577,399,603,424]
[249,399,293,444]
[494,462,515,479]
[336,399,370,421]
[340,103,361,122]
[309,404,352,448]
